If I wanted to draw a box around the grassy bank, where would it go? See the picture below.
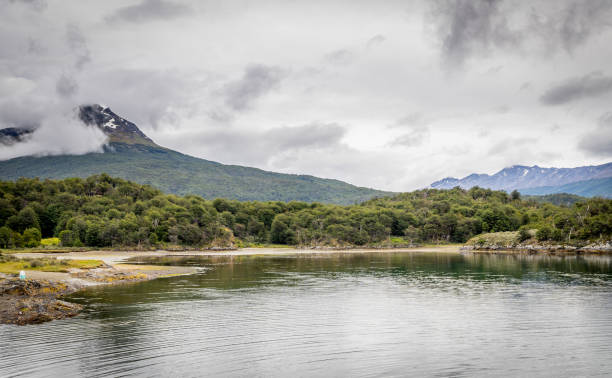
[0,254,103,274]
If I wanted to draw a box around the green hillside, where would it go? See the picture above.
[520,177,612,198]
[522,193,585,206]
[0,142,389,204]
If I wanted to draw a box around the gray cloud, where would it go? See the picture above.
[366,34,386,48]
[7,0,46,11]
[390,126,430,148]
[428,0,612,66]
[429,0,519,66]
[55,74,78,97]
[578,113,612,157]
[106,0,191,23]
[79,68,201,129]
[1,0,611,190]
[266,123,345,151]
[223,64,285,111]
[487,137,537,155]
[540,72,612,105]
[388,113,431,128]
[161,122,346,168]
[65,24,90,70]
[388,115,431,147]
[325,49,355,65]
[530,0,612,53]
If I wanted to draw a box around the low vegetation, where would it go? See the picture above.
[0,175,610,250]
[0,253,103,273]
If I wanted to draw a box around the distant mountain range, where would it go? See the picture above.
[0,105,390,204]
[431,163,612,198]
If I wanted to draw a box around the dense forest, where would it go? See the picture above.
[0,175,610,249]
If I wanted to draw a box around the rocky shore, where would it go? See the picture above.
[0,279,82,325]
[0,260,198,326]
[461,241,612,254]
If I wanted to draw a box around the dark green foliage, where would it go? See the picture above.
[0,176,610,248]
[522,193,585,207]
[22,227,41,248]
[59,230,78,247]
[518,227,531,242]
[0,226,12,248]
[536,227,552,241]
[6,207,40,233]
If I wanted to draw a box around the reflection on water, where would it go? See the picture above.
[1,252,612,377]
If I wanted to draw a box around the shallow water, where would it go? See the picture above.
[1,252,612,377]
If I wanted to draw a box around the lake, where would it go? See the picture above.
[1,251,612,377]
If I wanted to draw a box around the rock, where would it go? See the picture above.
[0,279,81,326]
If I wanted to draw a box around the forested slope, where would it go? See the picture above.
[1,176,609,249]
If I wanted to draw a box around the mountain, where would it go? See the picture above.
[520,177,612,198]
[0,104,390,204]
[431,163,612,196]
[78,104,156,146]
[0,127,35,145]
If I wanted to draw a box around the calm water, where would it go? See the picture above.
[1,252,612,377]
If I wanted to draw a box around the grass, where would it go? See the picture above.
[465,231,520,247]
[0,254,104,274]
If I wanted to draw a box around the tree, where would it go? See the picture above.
[6,207,40,233]
[536,226,552,241]
[22,227,42,248]
[59,230,78,247]
[511,190,521,201]
[0,226,12,248]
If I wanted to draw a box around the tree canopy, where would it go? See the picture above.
[0,175,610,249]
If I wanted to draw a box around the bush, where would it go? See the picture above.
[536,226,552,242]
[0,226,12,248]
[41,237,60,246]
[518,227,531,242]
[22,228,42,248]
[59,230,77,247]
[551,228,564,242]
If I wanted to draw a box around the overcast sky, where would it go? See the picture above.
[1,0,612,191]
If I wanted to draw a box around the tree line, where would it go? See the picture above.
[0,175,610,249]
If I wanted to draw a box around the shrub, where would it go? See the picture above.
[536,226,552,242]
[551,228,564,242]
[22,228,42,248]
[59,230,77,247]
[518,227,531,242]
[41,237,60,246]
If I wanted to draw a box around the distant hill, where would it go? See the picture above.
[431,163,612,197]
[522,193,586,206]
[519,177,612,198]
[0,105,390,204]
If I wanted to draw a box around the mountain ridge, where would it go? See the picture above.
[431,163,612,194]
[0,104,391,204]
